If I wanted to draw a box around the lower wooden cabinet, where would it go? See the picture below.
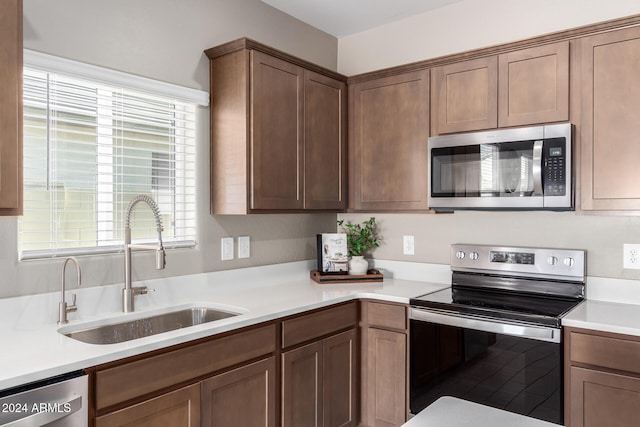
[323,331,357,427]
[90,302,363,427]
[565,326,640,426]
[282,329,357,427]
[569,366,640,427]
[364,328,407,427]
[360,301,408,427]
[282,340,323,426]
[202,357,276,427]
[95,383,201,427]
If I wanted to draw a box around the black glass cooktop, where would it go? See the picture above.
[410,286,583,328]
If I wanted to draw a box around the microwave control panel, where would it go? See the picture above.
[543,137,566,196]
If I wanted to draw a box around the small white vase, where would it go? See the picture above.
[348,255,369,276]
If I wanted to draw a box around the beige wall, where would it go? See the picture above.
[7,0,640,298]
[338,0,640,281]
[338,212,640,281]
[0,0,339,298]
[338,0,640,76]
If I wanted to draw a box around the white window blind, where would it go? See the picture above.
[19,54,203,260]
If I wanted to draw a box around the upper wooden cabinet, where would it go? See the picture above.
[251,51,304,210]
[578,26,640,212]
[431,41,569,135]
[0,0,23,215]
[498,42,569,128]
[206,39,347,214]
[431,56,498,134]
[349,70,430,211]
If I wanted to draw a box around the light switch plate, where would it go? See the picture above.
[238,236,250,259]
[221,237,234,261]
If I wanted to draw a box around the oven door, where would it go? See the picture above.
[409,308,563,425]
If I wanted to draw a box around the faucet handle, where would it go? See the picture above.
[67,294,78,313]
[132,286,155,296]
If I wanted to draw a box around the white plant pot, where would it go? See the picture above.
[348,255,369,276]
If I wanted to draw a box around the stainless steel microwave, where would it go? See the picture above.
[428,123,573,211]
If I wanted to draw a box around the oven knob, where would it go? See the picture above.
[469,251,479,261]
[456,251,465,260]
[547,256,558,266]
[564,257,575,267]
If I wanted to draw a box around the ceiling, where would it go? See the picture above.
[260,0,464,37]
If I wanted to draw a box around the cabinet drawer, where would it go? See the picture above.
[95,323,276,410]
[570,331,640,374]
[367,302,407,330]
[282,302,357,348]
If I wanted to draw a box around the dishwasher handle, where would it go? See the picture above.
[1,394,82,427]
[410,307,561,343]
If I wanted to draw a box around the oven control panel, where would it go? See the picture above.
[451,244,585,280]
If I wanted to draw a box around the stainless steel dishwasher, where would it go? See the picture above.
[0,371,87,426]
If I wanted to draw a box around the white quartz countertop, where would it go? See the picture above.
[0,260,449,391]
[562,274,640,336]
[562,299,640,336]
[403,397,560,427]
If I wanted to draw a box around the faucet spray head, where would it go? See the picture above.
[156,247,166,270]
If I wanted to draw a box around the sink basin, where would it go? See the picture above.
[61,306,240,345]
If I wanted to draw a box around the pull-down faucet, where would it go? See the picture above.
[58,257,81,324]
[122,195,166,313]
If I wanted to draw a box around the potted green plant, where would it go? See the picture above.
[337,217,381,275]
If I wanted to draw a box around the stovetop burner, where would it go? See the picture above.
[411,286,581,327]
[410,244,586,328]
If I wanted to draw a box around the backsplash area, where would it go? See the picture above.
[339,211,640,281]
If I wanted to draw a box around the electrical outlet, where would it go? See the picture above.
[221,237,234,261]
[623,244,640,269]
[403,235,415,255]
[238,236,250,259]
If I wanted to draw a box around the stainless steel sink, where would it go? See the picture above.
[62,307,239,344]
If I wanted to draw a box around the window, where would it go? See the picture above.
[19,51,208,259]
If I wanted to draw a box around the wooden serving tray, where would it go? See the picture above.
[310,270,383,284]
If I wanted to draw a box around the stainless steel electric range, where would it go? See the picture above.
[409,244,585,425]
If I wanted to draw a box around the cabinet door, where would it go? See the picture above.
[365,328,407,427]
[498,41,569,128]
[570,366,640,427]
[431,56,497,134]
[324,330,357,427]
[579,26,640,211]
[201,357,276,427]
[251,51,304,210]
[0,0,22,214]
[95,383,200,427]
[304,70,347,210]
[349,70,429,211]
[282,341,323,427]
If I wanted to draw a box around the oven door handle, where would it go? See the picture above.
[410,308,561,343]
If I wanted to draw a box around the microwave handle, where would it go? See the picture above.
[532,140,544,196]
